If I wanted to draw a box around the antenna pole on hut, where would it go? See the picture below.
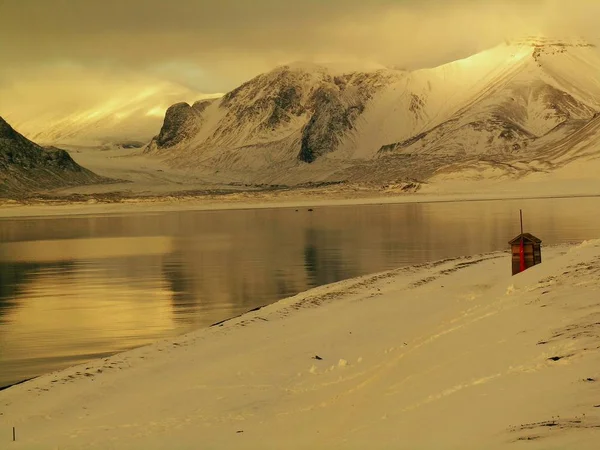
[520,209,524,235]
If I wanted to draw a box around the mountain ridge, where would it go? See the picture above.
[145,38,600,185]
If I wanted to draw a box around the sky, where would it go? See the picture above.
[0,0,598,125]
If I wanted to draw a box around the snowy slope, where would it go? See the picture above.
[2,242,600,449]
[381,38,600,158]
[150,38,600,184]
[4,82,219,148]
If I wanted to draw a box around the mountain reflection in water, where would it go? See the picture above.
[1,197,599,387]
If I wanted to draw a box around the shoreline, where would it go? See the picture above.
[0,253,479,389]
[2,242,600,448]
[0,378,36,393]
[0,303,273,391]
[2,190,600,220]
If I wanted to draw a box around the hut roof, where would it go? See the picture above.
[508,233,542,245]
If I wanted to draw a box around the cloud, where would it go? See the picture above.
[0,0,598,93]
[0,63,207,136]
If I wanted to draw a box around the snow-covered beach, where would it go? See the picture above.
[1,241,599,449]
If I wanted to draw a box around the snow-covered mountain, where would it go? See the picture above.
[149,37,600,185]
[0,117,107,196]
[4,81,220,149]
[147,62,404,167]
[380,38,600,156]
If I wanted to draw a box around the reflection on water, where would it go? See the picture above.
[0,197,599,387]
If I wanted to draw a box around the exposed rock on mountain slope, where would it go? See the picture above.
[0,117,107,196]
[147,63,403,168]
[298,81,367,163]
[150,100,216,149]
[149,38,600,185]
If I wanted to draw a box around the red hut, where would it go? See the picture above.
[509,233,542,275]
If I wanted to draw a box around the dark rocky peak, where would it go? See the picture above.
[0,115,45,158]
[0,116,21,141]
[335,70,399,87]
[220,64,331,109]
[1,116,80,171]
[192,99,216,114]
[0,116,107,196]
[212,65,336,136]
[165,102,195,117]
[153,102,207,149]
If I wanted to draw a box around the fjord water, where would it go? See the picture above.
[1,197,599,388]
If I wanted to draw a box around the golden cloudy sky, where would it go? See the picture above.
[0,0,597,124]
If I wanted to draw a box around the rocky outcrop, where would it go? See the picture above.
[0,116,107,196]
[205,66,325,147]
[299,87,364,163]
[147,100,215,150]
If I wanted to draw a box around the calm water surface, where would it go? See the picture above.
[1,198,599,387]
